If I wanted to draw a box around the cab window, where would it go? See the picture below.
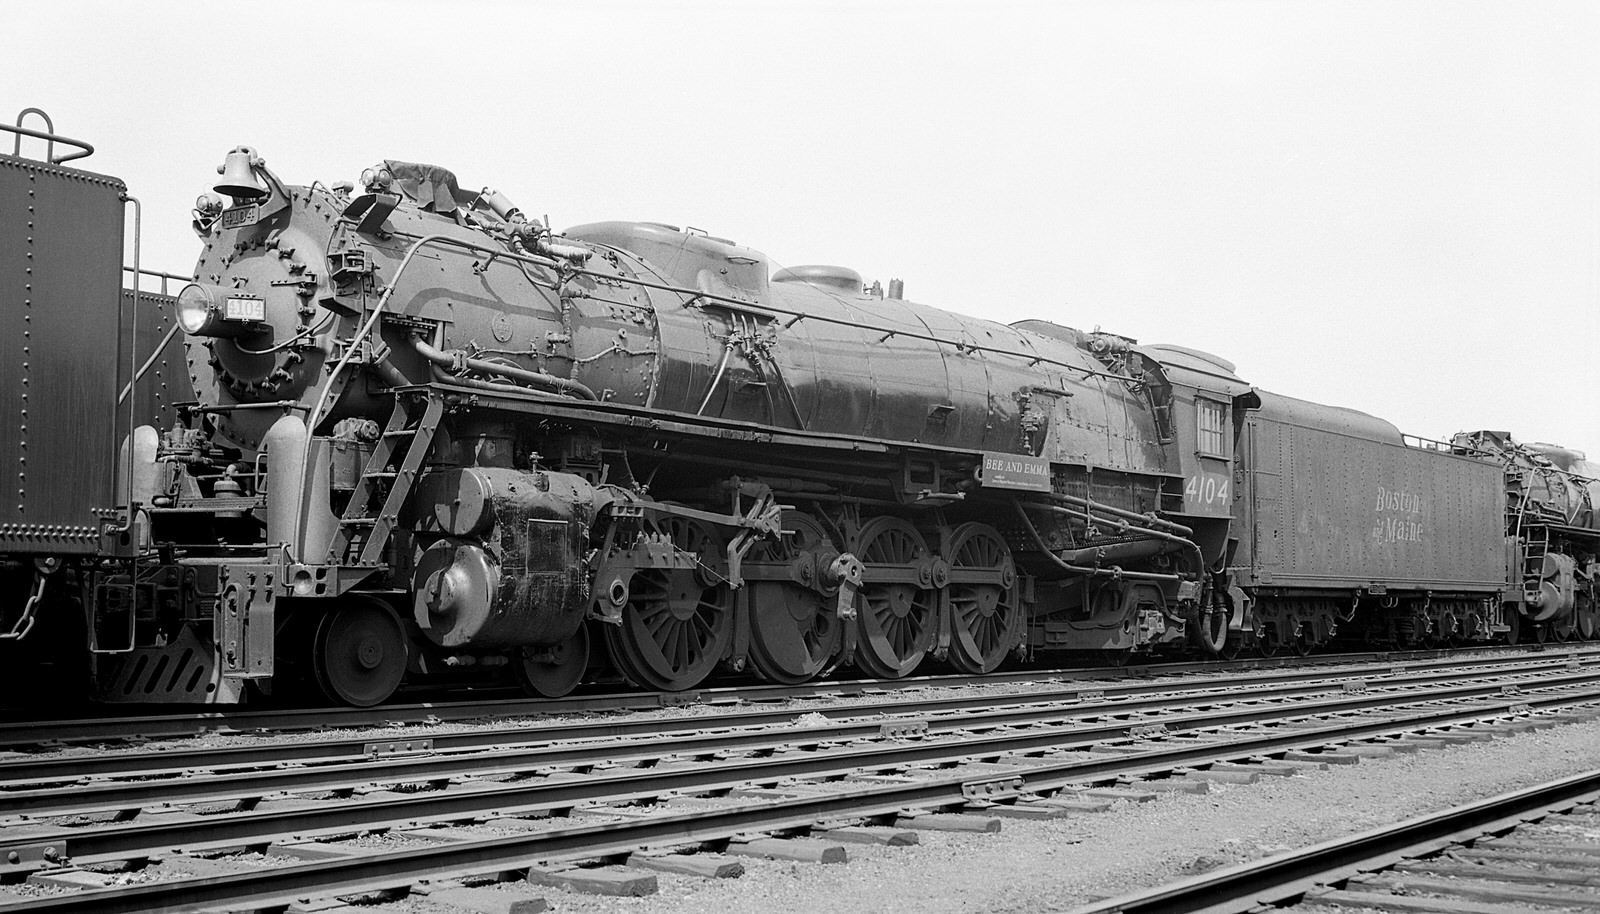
[1196,398,1227,457]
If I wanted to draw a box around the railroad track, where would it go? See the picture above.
[1073,768,1600,913]
[1,652,1598,911]
[6,642,1596,749]
[4,652,1593,820]
[1,651,1590,793]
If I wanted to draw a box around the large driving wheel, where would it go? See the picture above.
[944,522,1020,675]
[746,511,842,685]
[605,512,734,691]
[311,597,408,707]
[853,516,937,679]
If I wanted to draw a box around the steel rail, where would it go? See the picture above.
[8,644,1592,748]
[1057,769,1600,914]
[1,652,1585,784]
[13,675,1600,867]
[4,693,1599,913]
[7,659,1588,818]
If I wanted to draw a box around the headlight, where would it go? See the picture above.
[176,283,215,334]
[174,283,266,338]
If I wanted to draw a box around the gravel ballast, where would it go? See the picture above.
[441,712,1600,914]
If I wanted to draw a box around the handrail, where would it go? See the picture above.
[122,266,193,295]
[384,219,1133,386]
[6,108,95,164]
[108,194,142,538]
[116,268,189,404]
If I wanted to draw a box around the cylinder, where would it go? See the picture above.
[411,467,597,648]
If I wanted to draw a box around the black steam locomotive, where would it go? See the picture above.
[3,111,1596,706]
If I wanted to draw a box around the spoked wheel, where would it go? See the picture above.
[853,516,937,679]
[944,523,1020,675]
[1580,602,1598,641]
[605,511,734,691]
[746,511,842,685]
[514,621,590,698]
[311,597,408,707]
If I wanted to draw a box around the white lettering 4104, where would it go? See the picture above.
[1184,474,1230,508]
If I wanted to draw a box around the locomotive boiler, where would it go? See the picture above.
[94,149,1237,705]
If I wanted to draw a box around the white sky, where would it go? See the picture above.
[6,0,1596,453]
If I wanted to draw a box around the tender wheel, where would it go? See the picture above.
[1504,609,1522,645]
[1216,634,1243,661]
[853,516,937,679]
[746,511,842,685]
[1256,621,1282,657]
[1580,601,1598,641]
[605,512,734,691]
[1291,631,1314,656]
[514,622,590,698]
[944,522,1020,675]
[311,598,408,707]
[1439,610,1463,648]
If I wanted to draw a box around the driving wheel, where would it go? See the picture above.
[853,516,937,679]
[746,511,842,684]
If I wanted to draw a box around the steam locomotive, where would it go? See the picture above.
[3,111,1596,706]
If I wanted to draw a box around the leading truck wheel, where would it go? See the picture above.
[605,513,733,692]
[1551,614,1577,643]
[515,622,590,698]
[311,598,408,707]
[746,512,842,685]
[853,517,938,680]
[944,523,1020,675]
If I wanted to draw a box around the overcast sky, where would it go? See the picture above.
[6,0,1596,454]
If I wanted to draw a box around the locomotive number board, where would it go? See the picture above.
[221,203,260,229]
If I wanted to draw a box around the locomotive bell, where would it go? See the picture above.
[214,146,267,200]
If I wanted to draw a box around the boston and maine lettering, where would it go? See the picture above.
[1372,485,1425,544]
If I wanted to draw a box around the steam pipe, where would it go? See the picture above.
[1027,491,1194,537]
[424,363,565,401]
[411,337,596,400]
[1013,503,1181,584]
[1025,501,1205,574]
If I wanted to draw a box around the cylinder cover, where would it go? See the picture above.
[411,468,596,648]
